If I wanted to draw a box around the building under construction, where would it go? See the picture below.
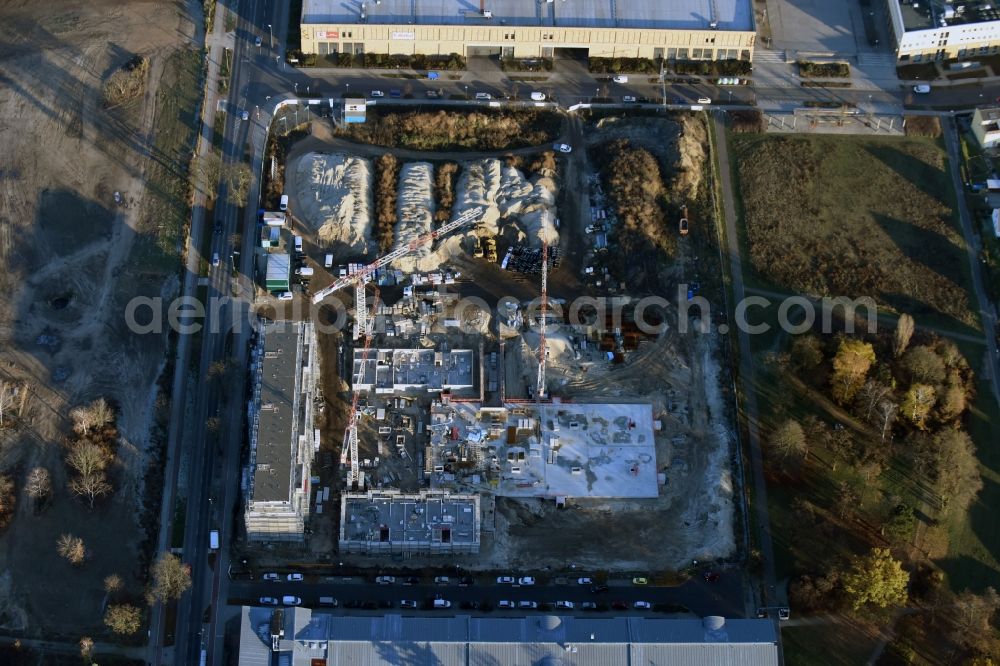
[245,321,320,541]
[352,348,474,394]
[339,489,481,555]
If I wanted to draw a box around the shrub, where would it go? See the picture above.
[433,162,459,224]
[797,61,851,78]
[102,55,149,107]
[674,59,751,76]
[730,110,763,134]
[589,57,660,74]
[374,154,400,252]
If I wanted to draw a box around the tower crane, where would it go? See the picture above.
[536,240,548,400]
[311,206,485,305]
[344,284,379,489]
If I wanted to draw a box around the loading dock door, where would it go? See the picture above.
[467,45,502,57]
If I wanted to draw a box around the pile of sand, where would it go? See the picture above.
[293,152,372,252]
[451,158,559,247]
[393,162,435,272]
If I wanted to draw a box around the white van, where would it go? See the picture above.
[293,235,303,253]
[209,530,219,550]
[324,254,333,268]
[279,194,289,211]
[432,599,451,609]
[211,252,220,267]
[296,266,314,277]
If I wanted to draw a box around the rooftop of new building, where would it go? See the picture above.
[341,490,480,547]
[429,401,659,499]
[898,0,1000,32]
[252,323,302,503]
[353,348,474,393]
[239,608,780,666]
[302,0,754,31]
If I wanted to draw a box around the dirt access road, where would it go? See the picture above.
[0,0,196,637]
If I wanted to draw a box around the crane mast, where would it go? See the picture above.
[344,285,379,489]
[536,240,547,400]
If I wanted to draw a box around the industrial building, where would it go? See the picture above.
[352,348,475,394]
[238,608,781,666]
[299,0,756,61]
[339,490,481,555]
[889,0,1000,61]
[427,400,659,500]
[244,321,319,541]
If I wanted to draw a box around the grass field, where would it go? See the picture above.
[730,134,978,334]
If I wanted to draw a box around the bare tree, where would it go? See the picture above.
[876,400,897,445]
[148,552,192,603]
[770,419,807,460]
[69,471,112,509]
[857,380,890,422]
[224,163,253,208]
[893,313,915,358]
[66,442,110,478]
[104,573,124,595]
[104,603,142,635]
[25,467,51,503]
[79,636,94,660]
[69,398,114,436]
[102,57,149,107]
[191,151,223,197]
[57,534,86,565]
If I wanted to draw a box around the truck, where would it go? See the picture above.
[209,530,219,550]
[296,266,314,277]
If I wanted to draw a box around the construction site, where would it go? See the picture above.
[254,109,738,571]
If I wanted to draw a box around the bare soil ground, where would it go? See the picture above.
[0,0,196,637]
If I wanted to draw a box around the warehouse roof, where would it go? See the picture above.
[239,610,780,666]
[302,0,754,31]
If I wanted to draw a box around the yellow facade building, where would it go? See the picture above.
[300,0,756,62]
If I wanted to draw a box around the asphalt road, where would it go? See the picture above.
[228,573,744,618]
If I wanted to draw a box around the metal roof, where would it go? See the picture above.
[251,322,301,503]
[241,609,780,666]
[302,0,754,31]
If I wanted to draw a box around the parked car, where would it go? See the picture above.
[400,600,418,609]
[240,110,249,121]
[259,597,278,605]
[277,291,293,301]
[634,601,652,610]
[254,35,262,47]
[370,90,385,97]
[286,573,303,582]
[432,599,452,609]
[475,92,492,100]
[319,597,338,607]
[403,576,420,586]
[755,607,768,618]
[778,607,791,621]
[281,596,302,606]
[426,90,441,98]
[459,600,481,610]
[211,252,220,267]
[581,602,598,611]
[612,74,629,83]
[553,143,572,153]
[913,84,931,94]
[577,577,593,585]
[498,600,515,609]
[279,194,289,211]
[518,576,536,586]
[262,573,280,582]
[611,600,628,610]
[497,576,515,584]
[632,577,648,585]
[459,577,475,586]
[530,91,546,101]
[555,601,575,610]
[623,95,637,103]
[376,576,396,585]
[434,576,450,585]
[389,89,402,98]
[590,584,609,594]
[518,601,538,609]
[697,97,712,104]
